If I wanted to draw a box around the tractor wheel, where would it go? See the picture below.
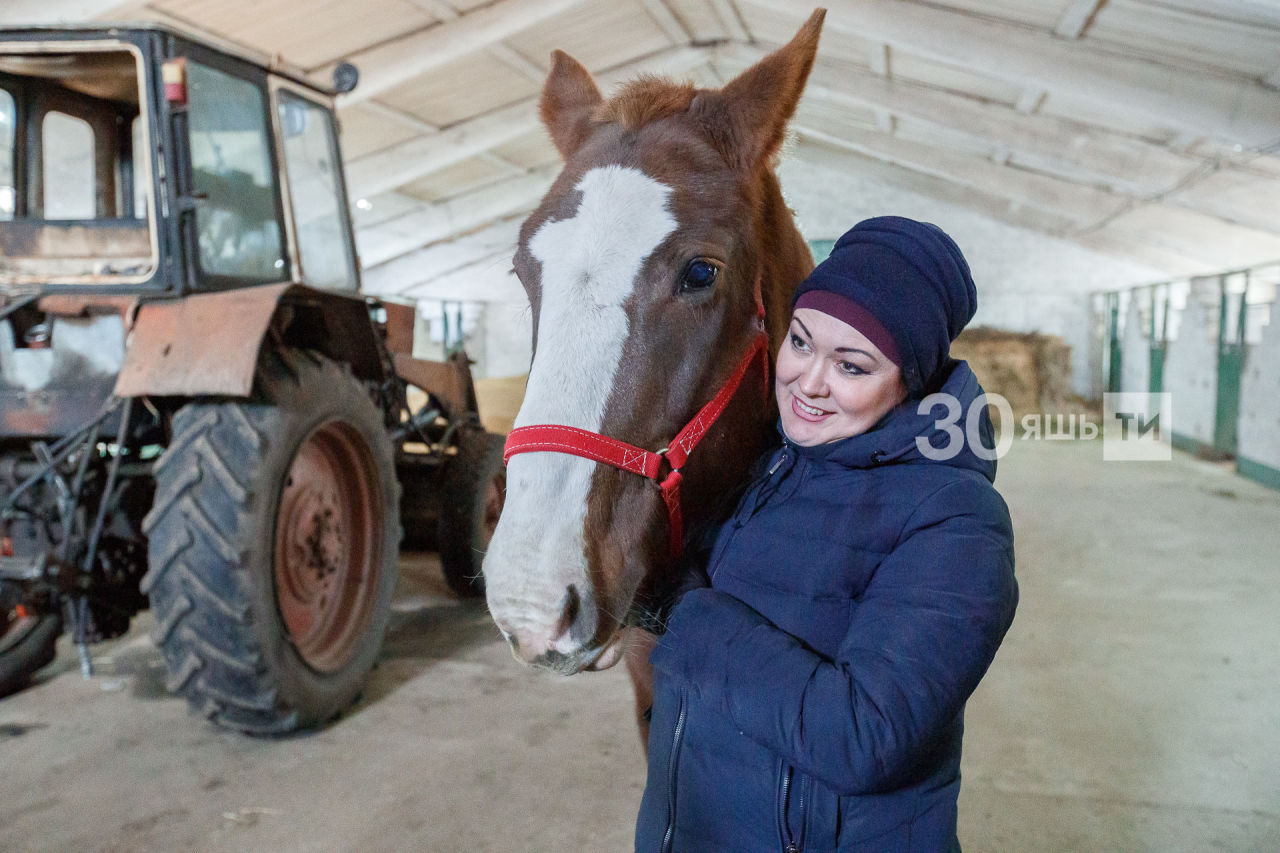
[437,429,505,598]
[0,594,60,697]
[142,350,400,734]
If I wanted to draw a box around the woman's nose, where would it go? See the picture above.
[797,361,827,397]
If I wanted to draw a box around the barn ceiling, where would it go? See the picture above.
[7,0,1280,300]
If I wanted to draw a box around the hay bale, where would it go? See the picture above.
[951,327,1094,433]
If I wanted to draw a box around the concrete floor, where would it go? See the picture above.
[1,439,1278,852]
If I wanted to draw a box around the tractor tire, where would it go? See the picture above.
[437,429,505,598]
[0,599,60,698]
[142,350,400,735]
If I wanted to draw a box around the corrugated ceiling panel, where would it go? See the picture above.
[893,116,997,159]
[1086,0,1280,77]
[1142,0,1280,29]
[149,0,436,70]
[337,105,419,161]
[889,52,1025,106]
[666,0,731,41]
[507,0,673,73]
[1038,91,1177,144]
[398,155,514,203]
[795,100,883,135]
[736,3,876,68]
[490,131,561,171]
[924,0,1066,30]
[377,52,539,126]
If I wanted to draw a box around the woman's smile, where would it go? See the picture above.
[790,394,832,422]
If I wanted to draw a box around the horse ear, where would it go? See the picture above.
[704,8,825,171]
[540,50,604,159]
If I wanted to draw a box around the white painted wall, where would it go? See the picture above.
[776,156,1167,398]
[1120,297,1150,393]
[1161,293,1219,446]
[1239,318,1280,472]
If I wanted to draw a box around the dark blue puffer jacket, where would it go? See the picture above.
[636,360,1017,853]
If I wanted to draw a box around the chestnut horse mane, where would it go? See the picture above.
[593,75,697,131]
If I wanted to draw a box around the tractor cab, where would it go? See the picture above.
[0,24,357,296]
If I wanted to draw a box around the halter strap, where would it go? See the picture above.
[504,283,770,558]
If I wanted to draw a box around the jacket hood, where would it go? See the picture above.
[780,359,998,482]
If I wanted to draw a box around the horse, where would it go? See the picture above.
[482,10,826,737]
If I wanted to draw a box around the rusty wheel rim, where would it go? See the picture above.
[274,420,382,674]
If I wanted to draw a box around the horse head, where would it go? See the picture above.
[484,10,824,674]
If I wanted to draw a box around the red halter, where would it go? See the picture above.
[503,291,770,558]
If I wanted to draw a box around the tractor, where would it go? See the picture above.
[0,23,504,733]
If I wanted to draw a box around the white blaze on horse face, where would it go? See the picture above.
[485,165,676,652]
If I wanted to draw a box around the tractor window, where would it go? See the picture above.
[186,62,284,281]
[1,88,12,220]
[0,47,155,283]
[42,111,96,220]
[276,90,356,291]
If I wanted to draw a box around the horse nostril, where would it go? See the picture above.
[555,584,581,640]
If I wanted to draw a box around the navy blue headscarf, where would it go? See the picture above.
[793,216,977,396]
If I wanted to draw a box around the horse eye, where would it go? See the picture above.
[680,259,718,292]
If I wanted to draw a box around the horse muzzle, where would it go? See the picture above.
[489,583,621,673]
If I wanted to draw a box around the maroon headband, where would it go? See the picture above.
[794,290,901,368]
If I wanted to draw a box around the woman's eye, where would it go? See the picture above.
[680,259,719,292]
[790,333,809,351]
[839,361,866,376]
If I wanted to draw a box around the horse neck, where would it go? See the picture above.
[754,168,814,356]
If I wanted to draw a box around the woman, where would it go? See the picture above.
[635,216,1018,852]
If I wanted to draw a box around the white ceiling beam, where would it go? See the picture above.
[720,45,1202,197]
[1054,0,1106,39]
[331,0,589,106]
[363,218,523,296]
[0,0,129,21]
[796,142,1199,273]
[1095,205,1280,270]
[488,43,550,83]
[866,43,894,134]
[791,141,1213,274]
[345,45,709,199]
[410,0,550,86]
[1072,231,1210,277]
[708,0,750,42]
[743,0,1280,148]
[795,124,1126,228]
[1170,169,1280,236]
[398,255,526,303]
[1014,88,1045,114]
[354,99,525,181]
[792,141,1081,236]
[357,167,554,268]
[637,0,695,44]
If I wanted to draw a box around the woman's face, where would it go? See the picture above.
[775,308,908,446]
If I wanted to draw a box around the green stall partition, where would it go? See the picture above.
[808,239,836,264]
[1106,291,1123,393]
[1214,273,1248,457]
[1149,283,1171,393]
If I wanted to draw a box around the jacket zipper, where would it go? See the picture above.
[777,762,797,852]
[777,763,809,853]
[660,693,687,853]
